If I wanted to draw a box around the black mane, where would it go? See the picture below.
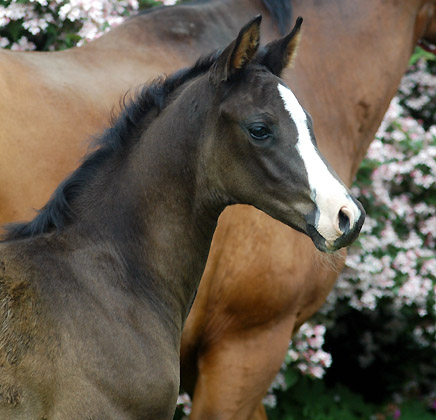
[2,51,220,242]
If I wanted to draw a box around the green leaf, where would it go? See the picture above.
[284,368,299,388]
[409,46,436,65]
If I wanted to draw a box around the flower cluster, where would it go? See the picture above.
[0,0,169,51]
[265,323,332,407]
[325,95,435,316]
[329,101,435,320]
[319,53,436,398]
[176,393,192,418]
[287,323,332,379]
[398,57,436,129]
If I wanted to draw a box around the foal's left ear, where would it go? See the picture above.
[260,17,303,76]
[210,15,262,85]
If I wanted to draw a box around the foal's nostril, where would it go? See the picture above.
[338,208,351,234]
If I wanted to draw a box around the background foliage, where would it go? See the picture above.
[0,0,161,50]
[1,1,435,419]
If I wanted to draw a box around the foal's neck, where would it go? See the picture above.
[74,79,219,332]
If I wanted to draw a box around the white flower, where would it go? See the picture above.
[0,36,9,48]
[262,394,277,408]
[5,3,29,20]
[176,393,191,416]
[23,18,49,35]
[10,36,36,51]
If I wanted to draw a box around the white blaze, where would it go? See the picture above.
[277,83,361,246]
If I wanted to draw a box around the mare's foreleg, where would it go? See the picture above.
[184,314,296,420]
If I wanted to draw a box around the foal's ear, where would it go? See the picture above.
[260,17,303,76]
[210,15,262,85]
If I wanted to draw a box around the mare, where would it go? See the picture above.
[0,0,291,224]
[0,18,365,419]
[0,0,435,419]
[180,2,436,419]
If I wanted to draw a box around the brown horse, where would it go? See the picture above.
[0,18,365,419]
[1,1,435,419]
[0,0,290,225]
[180,2,436,420]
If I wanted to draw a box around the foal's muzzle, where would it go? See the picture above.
[306,196,365,252]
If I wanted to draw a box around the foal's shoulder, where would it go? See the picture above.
[0,249,40,364]
[0,236,64,303]
[0,238,61,361]
[0,249,57,415]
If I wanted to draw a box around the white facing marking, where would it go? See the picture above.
[277,83,361,245]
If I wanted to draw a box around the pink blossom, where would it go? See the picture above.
[393,408,401,419]
[10,36,36,51]
[0,36,9,48]
[4,2,29,20]
[176,393,192,416]
[308,365,324,379]
[22,17,49,35]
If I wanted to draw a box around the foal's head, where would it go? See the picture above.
[198,16,365,252]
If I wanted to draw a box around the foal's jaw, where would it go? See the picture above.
[277,83,365,252]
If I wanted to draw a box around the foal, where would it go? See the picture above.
[0,18,363,419]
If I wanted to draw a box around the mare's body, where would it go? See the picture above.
[181,3,436,419]
[0,1,435,419]
[0,0,281,223]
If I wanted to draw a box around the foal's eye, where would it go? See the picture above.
[248,124,271,141]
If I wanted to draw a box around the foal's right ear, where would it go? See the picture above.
[210,15,262,86]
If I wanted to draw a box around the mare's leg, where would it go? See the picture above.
[251,403,268,420]
[180,206,345,420]
[182,314,296,420]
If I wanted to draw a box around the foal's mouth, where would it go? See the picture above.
[311,211,365,253]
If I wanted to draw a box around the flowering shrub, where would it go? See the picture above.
[265,50,436,417]
[399,55,436,129]
[0,0,164,51]
[320,52,436,401]
[326,94,435,318]
[287,324,332,379]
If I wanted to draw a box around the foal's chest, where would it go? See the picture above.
[55,291,181,419]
